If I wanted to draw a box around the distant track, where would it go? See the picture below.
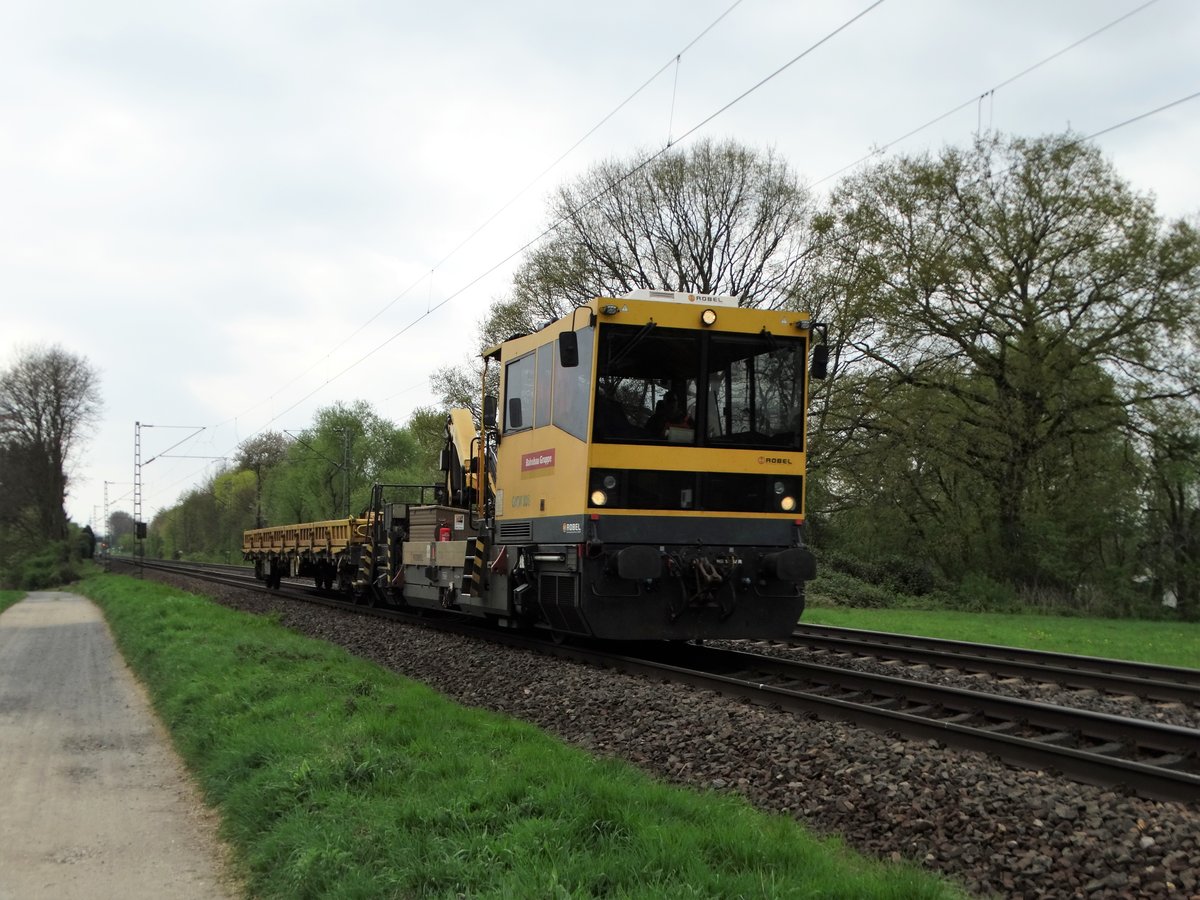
[126,557,1200,802]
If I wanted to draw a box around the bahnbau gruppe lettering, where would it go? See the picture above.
[522,449,556,470]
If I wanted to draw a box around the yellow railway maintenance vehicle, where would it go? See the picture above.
[244,289,827,641]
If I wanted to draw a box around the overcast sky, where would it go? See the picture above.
[2,0,1197,530]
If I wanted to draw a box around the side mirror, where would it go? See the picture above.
[559,331,579,368]
[483,396,497,429]
[811,344,829,380]
[438,448,450,472]
[507,397,523,430]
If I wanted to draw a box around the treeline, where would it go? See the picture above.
[432,132,1199,620]
[143,401,445,562]
[151,131,1199,621]
[807,135,1199,620]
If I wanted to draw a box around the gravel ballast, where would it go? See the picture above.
[144,573,1200,899]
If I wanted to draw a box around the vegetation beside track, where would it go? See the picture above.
[79,573,960,899]
[801,605,1200,670]
[0,590,23,615]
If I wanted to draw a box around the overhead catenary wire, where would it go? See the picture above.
[226,0,889,441]
[247,81,1200,492]
[214,0,749,434]
[132,7,1192,517]
[811,0,1164,186]
[129,1,750,512]
[132,1,886,516]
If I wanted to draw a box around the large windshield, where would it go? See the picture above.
[593,324,805,449]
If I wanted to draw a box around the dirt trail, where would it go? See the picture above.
[0,592,239,900]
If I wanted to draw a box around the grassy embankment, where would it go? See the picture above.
[802,605,1200,670]
[78,573,960,900]
[0,590,24,615]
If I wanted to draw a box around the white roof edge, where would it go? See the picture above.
[619,289,740,307]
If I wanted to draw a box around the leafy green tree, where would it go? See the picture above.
[1139,402,1200,620]
[259,401,418,524]
[403,406,450,485]
[107,510,136,546]
[818,133,1200,600]
[236,431,289,528]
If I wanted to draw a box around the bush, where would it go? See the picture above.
[808,570,893,608]
[11,541,82,590]
[818,549,884,583]
[816,549,943,597]
[956,572,1019,612]
[876,554,942,596]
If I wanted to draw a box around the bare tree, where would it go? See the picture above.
[0,346,102,541]
[482,138,818,344]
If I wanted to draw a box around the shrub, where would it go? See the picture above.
[14,541,82,590]
[808,570,893,608]
[815,550,943,598]
[956,572,1019,612]
[875,554,941,596]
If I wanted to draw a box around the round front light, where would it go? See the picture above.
[590,489,608,507]
[773,480,785,495]
[780,495,797,512]
[602,474,617,490]
[700,308,718,327]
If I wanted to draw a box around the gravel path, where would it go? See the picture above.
[0,593,239,900]
[150,573,1200,899]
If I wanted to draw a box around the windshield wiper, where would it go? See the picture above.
[605,321,657,371]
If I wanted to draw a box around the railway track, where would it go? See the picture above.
[782,623,1200,706]
[629,641,1200,804]
[125,557,1200,802]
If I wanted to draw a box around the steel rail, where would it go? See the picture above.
[786,624,1200,705]
[616,643,1200,803]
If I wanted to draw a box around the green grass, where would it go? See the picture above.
[0,591,24,615]
[802,606,1200,669]
[78,573,961,900]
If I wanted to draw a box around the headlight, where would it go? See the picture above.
[602,474,617,490]
[773,480,785,495]
[780,495,797,512]
[590,489,608,506]
[700,308,718,327]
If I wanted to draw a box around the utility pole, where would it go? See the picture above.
[134,422,207,575]
[134,422,142,573]
[103,481,111,571]
[341,428,351,518]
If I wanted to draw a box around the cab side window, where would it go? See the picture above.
[503,352,536,433]
[553,326,593,440]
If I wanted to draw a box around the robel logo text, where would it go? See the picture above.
[758,456,793,465]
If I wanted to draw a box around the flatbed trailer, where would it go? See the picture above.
[242,516,369,590]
